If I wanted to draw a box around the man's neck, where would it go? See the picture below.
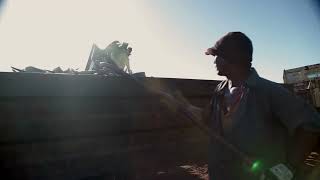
[227,69,251,87]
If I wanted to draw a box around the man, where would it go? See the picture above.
[108,42,133,74]
[202,32,320,179]
[149,31,319,179]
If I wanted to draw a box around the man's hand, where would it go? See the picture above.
[260,164,294,180]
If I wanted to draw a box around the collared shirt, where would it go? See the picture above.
[221,83,246,135]
[207,68,320,180]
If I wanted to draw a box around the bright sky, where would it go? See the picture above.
[0,0,319,82]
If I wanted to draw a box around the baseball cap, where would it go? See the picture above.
[205,32,253,64]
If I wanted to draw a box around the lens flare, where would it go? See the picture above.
[250,160,262,172]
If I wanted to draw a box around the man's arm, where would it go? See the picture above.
[270,84,320,171]
[126,61,132,74]
[287,127,319,171]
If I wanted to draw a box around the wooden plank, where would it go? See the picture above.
[0,127,206,166]
[0,113,194,143]
[0,127,208,179]
[0,73,218,97]
[0,96,211,143]
[1,138,208,180]
[0,96,166,114]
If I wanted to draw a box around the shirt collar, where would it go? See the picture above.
[244,68,260,88]
[215,68,260,94]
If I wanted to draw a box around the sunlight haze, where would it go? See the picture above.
[0,0,319,82]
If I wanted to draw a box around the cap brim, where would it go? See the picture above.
[205,48,217,56]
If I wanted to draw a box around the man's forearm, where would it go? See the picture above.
[287,127,319,171]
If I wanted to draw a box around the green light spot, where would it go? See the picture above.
[250,161,262,172]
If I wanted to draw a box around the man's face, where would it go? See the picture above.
[214,56,231,76]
